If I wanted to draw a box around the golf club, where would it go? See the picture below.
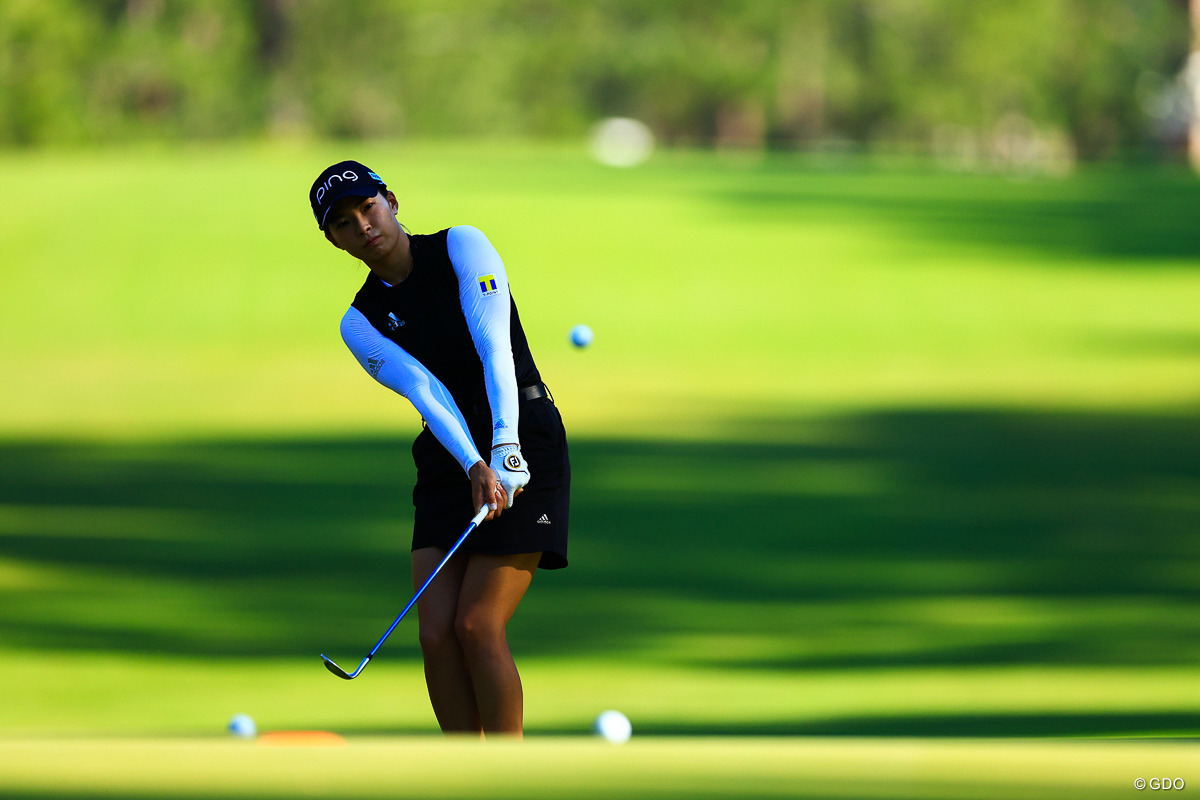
[321,504,490,680]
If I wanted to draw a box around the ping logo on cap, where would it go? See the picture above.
[314,170,360,205]
[478,275,498,296]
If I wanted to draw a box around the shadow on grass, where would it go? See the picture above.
[535,711,1200,739]
[1,409,1198,670]
[334,710,1200,739]
[719,164,1200,261]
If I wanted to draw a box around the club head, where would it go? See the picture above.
[320,654,354,680]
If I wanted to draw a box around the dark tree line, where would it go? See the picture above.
[0,0,1189,158]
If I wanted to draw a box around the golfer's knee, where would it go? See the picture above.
[454,609,504,657]
[418,620,457,655]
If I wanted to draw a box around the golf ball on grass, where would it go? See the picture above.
[228,713,257,739]
[569,324,593,348]
[593,710,632,744]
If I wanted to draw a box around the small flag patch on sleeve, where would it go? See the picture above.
[478,274,498,295]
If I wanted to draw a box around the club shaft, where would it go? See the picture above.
[364,504,490,659]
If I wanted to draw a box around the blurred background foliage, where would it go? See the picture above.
[0,0,1191,159]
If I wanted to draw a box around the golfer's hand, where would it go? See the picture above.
[468,461,507,521]
[489,443,529,509]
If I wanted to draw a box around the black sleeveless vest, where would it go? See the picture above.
[349,229,542,417]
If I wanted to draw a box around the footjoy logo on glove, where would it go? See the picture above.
[505,454,523,471]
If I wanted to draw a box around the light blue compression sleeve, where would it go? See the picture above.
[447,225,520,450]
[340,306,483,475]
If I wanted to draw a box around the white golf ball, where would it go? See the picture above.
[593,710,632,744]
[228,713,257,739]
[569,324,594,348]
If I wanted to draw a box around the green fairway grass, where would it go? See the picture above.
[1,143,1199,438]
[1,737,1196,799]
[1,143,1199,795]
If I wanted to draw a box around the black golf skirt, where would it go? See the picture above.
[411,396,570,570]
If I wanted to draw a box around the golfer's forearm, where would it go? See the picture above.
[404,381,483,474]
[480,350,519,449]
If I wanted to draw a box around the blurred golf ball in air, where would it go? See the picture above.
[593,710,632,744]
[569,324,594,348]
[228,713,257,739]
[589,117,654,167]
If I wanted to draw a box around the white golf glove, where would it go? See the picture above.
[490,443,530,508]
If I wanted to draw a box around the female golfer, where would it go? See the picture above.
[310,160,569,737]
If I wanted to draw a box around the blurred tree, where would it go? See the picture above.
[87,0,262,140]
[0,0,1189,160]
[0,0,101,145]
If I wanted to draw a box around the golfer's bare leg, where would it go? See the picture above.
[412,549,481,735]
[455,552,540,737]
